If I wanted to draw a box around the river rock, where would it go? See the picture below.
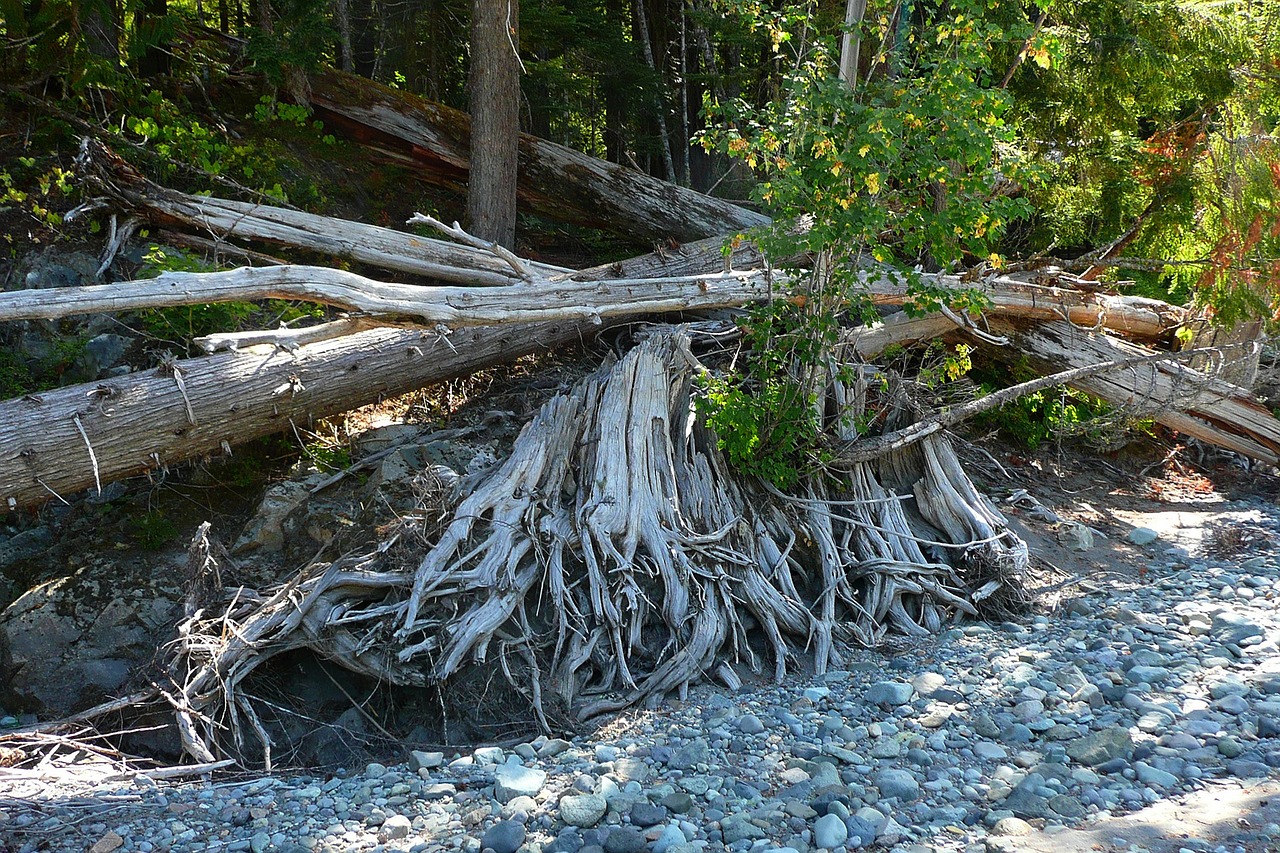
[481,820,525,853]
[560,794,607,827]
[494,764,546,802]
[1066,726,1133,766]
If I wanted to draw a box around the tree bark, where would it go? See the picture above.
[863,273,1189,342]
[1011,320,1280,464]
[80,139,568,285]
[0,265,774,326]
[306,68,771,244]
[466,0,521,248]
[0,321,592,512]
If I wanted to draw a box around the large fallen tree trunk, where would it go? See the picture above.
[1015,321,1280,464]
[0,321,591,512]
[864,274,1190,342]
[306,69,771,244]
[78,140,570,286]
[0,260,1192,346]
[0,265,775,326]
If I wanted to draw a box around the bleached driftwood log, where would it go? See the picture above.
[78,139,569,286]
[1014,321,1280,464]
[0,321,592,511]
[171,327,1031,765]
[0,264,776,326]
[863,273,1189,341]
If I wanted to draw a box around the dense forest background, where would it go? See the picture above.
[1,0,1276,323]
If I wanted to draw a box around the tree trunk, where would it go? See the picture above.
[307,68,771,244]
[332,0,353,72]
[465,0,520,248]
[1011,320,1280,464]
[0,321,591,512]
[0,264,775,326]
[80,139,568,285]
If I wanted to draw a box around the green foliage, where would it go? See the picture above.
[245,0,336,88]
[304,442,352,473]
[132,509,179,551]
[695,0,1036,483]
[0,349,35,398]
[133,245,326,347]
[969,362,1124,449]
[1,157,74,232]
[695,300,835,489]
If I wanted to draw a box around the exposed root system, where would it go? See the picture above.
[170,326,1029,764]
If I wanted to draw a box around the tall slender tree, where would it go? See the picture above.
[466,0,521,248]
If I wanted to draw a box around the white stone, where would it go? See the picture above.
[493,764,546,803]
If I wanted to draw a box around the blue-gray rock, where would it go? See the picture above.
[481,820,526,853]
[661,792,694,814]
[628,802,666,827]
[652,825,686,853]
[547,828,585,853]
[1213,611,1266,645]
[721,813,767,844]
[669,738,710,770]
[1001,782,1050,819]
[1134,762,1179,787]
[813,813,847,849]
[737,714,766,734]
[82,333,131,375]
[612,757,650,783]
[1127,527,1159,545]
[1126,665,1171,685]
[494,764,547,802]
[1228,758,1272,778]
[873,768,919,801]
[603,827,646,853]
[864,681,914,706]
[1066,726,1133,766]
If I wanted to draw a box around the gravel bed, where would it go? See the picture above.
[4,500,1280,853]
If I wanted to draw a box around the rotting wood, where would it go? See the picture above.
[0,321,594,512]
[306,68,771,244]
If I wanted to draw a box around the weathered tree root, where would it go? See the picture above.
[172,327,1028,764]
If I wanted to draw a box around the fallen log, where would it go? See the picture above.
[864,274,1189,342]
[1015,321,1280,464]
[306,69,771,244]
[0,265,774,326]
[0,321,592,512]
[78,140,569,287]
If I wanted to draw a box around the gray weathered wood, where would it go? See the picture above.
[0,321,591,511]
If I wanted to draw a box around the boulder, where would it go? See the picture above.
[0,561,180,715]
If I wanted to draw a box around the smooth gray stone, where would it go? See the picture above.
[494,764,547,803]
[1066,726,1133,766]
[481,821,526,853]
[874,768,919,801]
[560,794,608,828]
[864,682,914,707]
[813,813,847,849]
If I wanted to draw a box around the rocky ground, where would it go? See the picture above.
[3,469,1280,853]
